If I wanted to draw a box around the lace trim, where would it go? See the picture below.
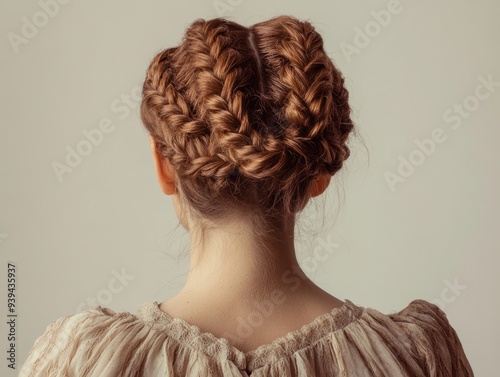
[135,299,366,371]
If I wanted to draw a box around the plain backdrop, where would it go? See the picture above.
[1,0,499,375]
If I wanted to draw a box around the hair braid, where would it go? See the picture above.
[140,15,356,222]
[173,20,268,183]
[141,48,215,179]
[252,16,354,177]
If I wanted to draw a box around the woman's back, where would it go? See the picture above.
[19,298,473,376]
[158,279,346,353]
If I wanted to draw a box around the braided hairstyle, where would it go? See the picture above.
[141,15,354,233]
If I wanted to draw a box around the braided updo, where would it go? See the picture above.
[141,15,355,231]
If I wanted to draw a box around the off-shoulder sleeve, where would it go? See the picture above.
[389,299,474,377]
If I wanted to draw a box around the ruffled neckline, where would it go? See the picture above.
[135,299,366,372]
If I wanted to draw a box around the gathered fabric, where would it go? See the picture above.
[19,299,474,376]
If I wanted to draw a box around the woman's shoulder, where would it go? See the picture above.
[19,299,474,377]
[360,299,474,376]
[384,298,465,339]
[31,305,140,344]
[364,299,464,348]
[24,304,134,345]
[362,298,460,330]
[18,305,148,377]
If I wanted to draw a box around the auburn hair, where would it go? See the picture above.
[141,15,355,236]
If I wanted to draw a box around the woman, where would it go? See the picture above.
[20,15,474,376]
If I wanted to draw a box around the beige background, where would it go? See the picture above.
[1,0,499,375]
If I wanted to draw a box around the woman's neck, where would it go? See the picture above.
[167,220,333,313]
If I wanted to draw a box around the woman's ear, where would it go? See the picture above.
[309,174,331,198]
[150,136,177,195]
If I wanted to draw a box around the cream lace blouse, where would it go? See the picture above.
[19,299,474,376]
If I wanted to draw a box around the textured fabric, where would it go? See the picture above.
[19,299,474,376]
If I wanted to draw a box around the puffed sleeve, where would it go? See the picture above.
[19,310,92,377]
[18,306,170,377]
[18,307,130,377]
[389,299,475,377]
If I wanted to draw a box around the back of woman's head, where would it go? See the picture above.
[141,15,355,235]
